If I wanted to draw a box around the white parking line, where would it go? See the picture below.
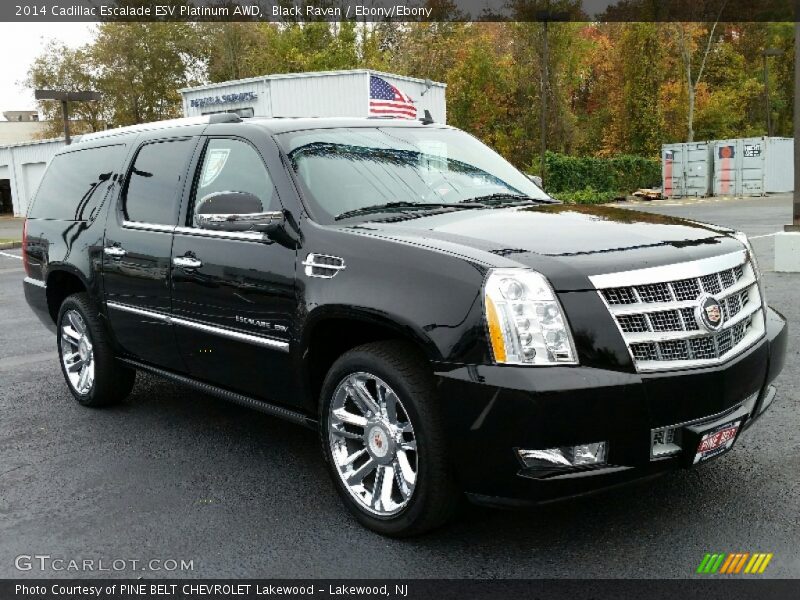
[750,232,780,240]
[0,251,22,260]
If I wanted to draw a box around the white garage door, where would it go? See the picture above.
[20,162,47,216]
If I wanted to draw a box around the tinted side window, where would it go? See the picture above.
[191,138,277,221]
[28,144,125,221]
[124,138,194,225]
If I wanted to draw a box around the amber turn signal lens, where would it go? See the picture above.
[485,295,507,363]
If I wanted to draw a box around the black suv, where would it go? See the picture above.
[23,115,787,536]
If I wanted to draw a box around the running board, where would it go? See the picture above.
[118,358,316,429]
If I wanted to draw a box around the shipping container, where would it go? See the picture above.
[661,142,714,198]
[713,137,794,197]
[0,137,66,217]
[179,69,447,123]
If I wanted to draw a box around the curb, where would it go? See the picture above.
[0,241,22,250]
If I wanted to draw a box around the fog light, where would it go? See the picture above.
[517,442,608,470]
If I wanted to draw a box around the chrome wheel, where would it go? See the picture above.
[60,309,95,395]
[328,372,418,517]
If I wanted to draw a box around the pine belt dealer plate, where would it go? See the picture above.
[692,420,742,465]
[681,405,749,468]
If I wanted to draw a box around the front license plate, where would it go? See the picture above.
[692,420,741,465]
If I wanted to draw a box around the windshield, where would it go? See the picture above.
[276,127,551,224]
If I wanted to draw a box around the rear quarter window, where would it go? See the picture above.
[28,144,126,221]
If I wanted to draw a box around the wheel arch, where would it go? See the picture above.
[300,306,441,408]
[45,266,90,323]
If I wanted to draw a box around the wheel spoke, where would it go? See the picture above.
[77,365,90,392]
[393,461,413,498]
[349,378,380,415]
[384,390,400,424]
[346,458,377,486]
[331,428,363,441]
[332,407,367,428]
[400,439,417,452]
[61,326,81,343]
[66,358,84,373]
[397,450,416,486]
[379,465,394,508]
[340,448,367,467]
[372,465,386,509]
[67,311,84,334]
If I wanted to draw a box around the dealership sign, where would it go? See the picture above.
[190,91,257,108]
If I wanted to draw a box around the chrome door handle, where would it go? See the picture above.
[173,256,203,270]
[103,246,127,258]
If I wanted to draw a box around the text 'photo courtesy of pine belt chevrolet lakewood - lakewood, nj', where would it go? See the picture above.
[19,70,787,537]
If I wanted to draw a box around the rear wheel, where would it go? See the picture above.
[57,293,135,407]
[320,341,459,536]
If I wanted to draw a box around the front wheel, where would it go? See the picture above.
[320,341,459,536]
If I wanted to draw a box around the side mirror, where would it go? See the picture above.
[193,191,284,234]
[526,174,544,189]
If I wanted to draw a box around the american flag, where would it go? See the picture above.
[369,75,417,119]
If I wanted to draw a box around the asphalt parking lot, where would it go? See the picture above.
[0,195,797,579]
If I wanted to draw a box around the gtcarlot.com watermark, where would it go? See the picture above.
[15,554,194,572]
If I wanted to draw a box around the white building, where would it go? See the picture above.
[0,138,67,217]
[0,70,446,217]
[179,69,447,123]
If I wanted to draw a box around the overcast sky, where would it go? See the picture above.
[0,23,95,119]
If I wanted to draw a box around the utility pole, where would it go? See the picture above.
[793,20,800,229]
[762,48,783,138]
[540,19,548,187]
[534,7,568,188]
[34,90,102,145]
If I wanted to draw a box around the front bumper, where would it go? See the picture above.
[435,306,787,506]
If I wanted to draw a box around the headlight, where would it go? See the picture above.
[483,268,577,365]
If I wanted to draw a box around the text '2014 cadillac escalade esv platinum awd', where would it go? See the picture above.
[22,114,787,536]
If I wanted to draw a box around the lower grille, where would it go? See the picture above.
[630,317,752,364]
[590,250,765,372]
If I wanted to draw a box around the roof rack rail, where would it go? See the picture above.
[207,112,242,124]
[78,113,242,142]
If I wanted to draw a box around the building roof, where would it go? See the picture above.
[178,69,446,94]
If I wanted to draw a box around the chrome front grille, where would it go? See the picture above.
[590,250,764,372]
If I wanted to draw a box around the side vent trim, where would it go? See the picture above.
[302,253,346,279]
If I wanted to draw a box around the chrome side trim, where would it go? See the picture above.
[122,220,176,233]
[107,301,170,322]
[174,226,264,241]
[171,315,289,351]
[23,276,46,288]
[106,301,289,352]
[588,250,747,289]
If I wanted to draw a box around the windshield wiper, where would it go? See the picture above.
[461,193,555,206]
[334,201,483,221]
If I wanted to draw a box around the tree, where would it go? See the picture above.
[24,39,107,138]
[672,19,724,141]
[91,22,203,126]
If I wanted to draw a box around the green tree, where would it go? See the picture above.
[91,22,203,126]
[24,39,107,138]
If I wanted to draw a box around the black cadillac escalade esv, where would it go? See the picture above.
[23,114,787,536]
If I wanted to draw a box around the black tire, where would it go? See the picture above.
[319,340,460,536]
[56,293,135,407]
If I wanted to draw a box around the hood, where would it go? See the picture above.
[339,204,745,291]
